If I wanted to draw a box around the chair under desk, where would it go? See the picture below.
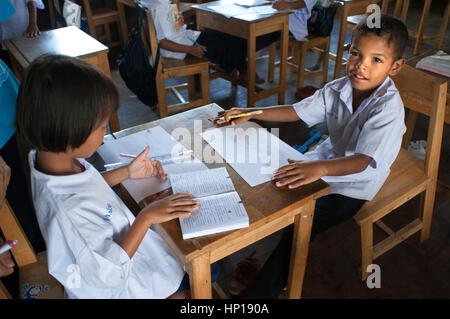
[102,103,331,299]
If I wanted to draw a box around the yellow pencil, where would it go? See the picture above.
[215,110,263,121]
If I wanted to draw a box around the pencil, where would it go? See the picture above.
[188,37,207,52]
[215,110,263,121]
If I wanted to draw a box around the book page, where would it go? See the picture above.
[97,126,207,203]
[169,167,235,199]
[179,191,249,239]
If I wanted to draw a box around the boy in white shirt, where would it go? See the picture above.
[215,14,409,297]
[144,0,279,84]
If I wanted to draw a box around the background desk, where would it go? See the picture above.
[104,103,331,298]
[4,26,120,133]
[193,1,290,108]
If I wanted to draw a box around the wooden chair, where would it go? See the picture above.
[353,64,447,281]
[330,0,389,80]
[394,0,450,56]
[0,200,64,299]
[267,35,330,90]
[138,3,210,118]
[81,0,123,49]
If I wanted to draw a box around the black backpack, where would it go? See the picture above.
[307,4,338,37]
[117,4,160,107]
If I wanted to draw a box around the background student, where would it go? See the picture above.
[14,54,209,298]
[215,14,409,297]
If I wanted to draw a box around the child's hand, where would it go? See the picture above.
[142,193,200,224]
[23,23,40,38]
[127,146,167,182]
[271,159,326,189]
[0,239,15,277]
[213,108,250,127]
[189,45,206,58]
[272,0,291,11]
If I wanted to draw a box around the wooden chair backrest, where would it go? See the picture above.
[391,64,447,179]
[136,2,161,73]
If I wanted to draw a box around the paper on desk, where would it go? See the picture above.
[97,126,207,203]
[248,5,278,14]
[208,4,250,18]
[201,122,308,187]
[234,0,272,7]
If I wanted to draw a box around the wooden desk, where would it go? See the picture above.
[105,103,331,298]
[193,1,290,108]
[4,26,120,133]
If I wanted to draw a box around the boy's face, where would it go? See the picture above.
[347,33,404,93]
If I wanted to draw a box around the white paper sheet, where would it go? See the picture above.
[201,121,308,187]
[97,126,207,203]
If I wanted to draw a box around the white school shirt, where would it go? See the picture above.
[289,0,316,41]
[0,0,44,46]
[142,0,200,60]
[293,76,406,201]
[29,150,185,299]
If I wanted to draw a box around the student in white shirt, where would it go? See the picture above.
[0,0,44,66]
[272,0,316,42]
[214,14,409,297]
[15,54,206,299]
[143,0,279,84]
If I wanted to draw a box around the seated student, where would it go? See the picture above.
[214,14,409,298]
[0,0,44,66]
[272,0,317,42]
[142,0,278,84]
[14,54,220,299]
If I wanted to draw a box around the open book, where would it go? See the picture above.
[416,50,450,78]
[169,167,249,239]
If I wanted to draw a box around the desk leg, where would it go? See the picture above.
[285,200,315,299]
[247,24,256,108]
[188,253,212,299]
[118,0,129,47]
[278,16,289,105]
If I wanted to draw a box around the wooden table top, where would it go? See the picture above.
[105,103,331,265]
[4,26,108,69]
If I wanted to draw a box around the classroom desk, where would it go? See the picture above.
[104,103,331,298]
[193,1,290,108]
[3,26,121,134]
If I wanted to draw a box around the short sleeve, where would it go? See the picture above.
[293,87,327,127]
[65,204,132,289]
[27,0,45,10]
[355,100,406,169]
[151,4,172,42]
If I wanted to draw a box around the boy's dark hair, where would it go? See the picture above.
[16,54,120,152]
[351,14,409,60]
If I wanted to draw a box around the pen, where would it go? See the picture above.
[215,110,263,121]
[0,240,17,254]
[188,37,207,52]
[119,150,193,161]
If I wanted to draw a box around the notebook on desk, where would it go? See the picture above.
[170,167,249,239]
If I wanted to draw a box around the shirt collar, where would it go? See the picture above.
[329,76,394,113]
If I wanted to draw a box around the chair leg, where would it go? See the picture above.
[156,76,168,118]
[437,0,450,50]
[268,42,276,83]
[187,75,196,102]
[333,6,349,79]
[200,65,211,104]
[413,0,432,56]
[296,45,307,89]
[419,183,437,243]
[360,220,374,281]
[321,40,330,85]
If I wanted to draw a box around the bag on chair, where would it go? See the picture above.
[117,4,160,107]
[307,4,338,37]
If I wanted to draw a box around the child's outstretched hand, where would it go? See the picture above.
[142,192,200,224]
[213,108,250,127]
[0,239,15,278]
[271,158,326,189]
[127,146,167,182]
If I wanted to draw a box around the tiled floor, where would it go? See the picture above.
[98,1,449,298]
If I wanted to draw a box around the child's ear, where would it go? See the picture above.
[389,58,405,76]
